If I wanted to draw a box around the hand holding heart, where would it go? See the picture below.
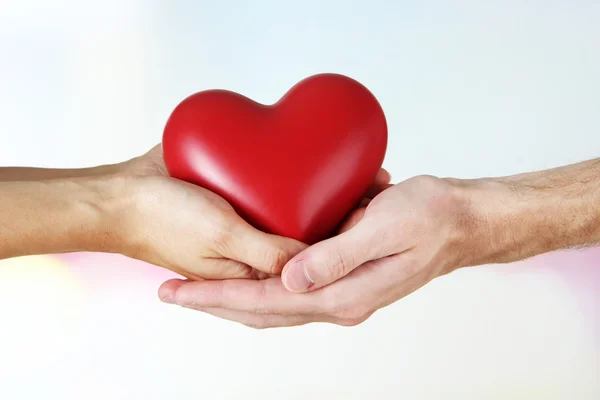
[97,72,392,284]
[5,74,598,330]
[118,145,307,280]
[153,74,470,329]
[162,73,387,244]
[153,74,482,328]
[154,73,403,324]
[118,144,390,282]
[158,175,469,328]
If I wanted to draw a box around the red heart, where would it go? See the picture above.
[162,73,387,244]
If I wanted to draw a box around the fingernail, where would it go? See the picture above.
[160,294,175,304]
[284,261,314,293]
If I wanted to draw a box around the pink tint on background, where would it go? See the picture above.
[30,247,598,398]
[501,246,600,336]
[54,252,179,281]
[54,246,599,334]
[52,252,181,300]
[530,247,600,337]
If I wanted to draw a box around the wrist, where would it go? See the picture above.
[42,175,139,256]
[447,177,531,267]
[71,175,140,255]
[448,176,552,268]
[448,161,600,268]
[58,147,168,257]
[0,175,138,259]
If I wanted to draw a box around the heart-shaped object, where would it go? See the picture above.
[162,73,387,244]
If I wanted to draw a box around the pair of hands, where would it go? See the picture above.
[122,145,465,328]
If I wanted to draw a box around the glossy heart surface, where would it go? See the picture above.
[162,73,387,244]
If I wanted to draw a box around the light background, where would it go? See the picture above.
[0,1,598,398]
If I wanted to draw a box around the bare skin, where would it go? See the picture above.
[159,158,600,328]
[0,145,306,280]
[0,145,390,281]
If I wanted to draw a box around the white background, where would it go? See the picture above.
[0,1,599,399]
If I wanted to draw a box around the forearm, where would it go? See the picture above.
[0,176,132,259]
[456,158,600,267]
[0,164,123,182]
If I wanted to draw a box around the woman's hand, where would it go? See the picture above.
[0,145,307,280]
[115,145,394,280]
[113,145,310,280]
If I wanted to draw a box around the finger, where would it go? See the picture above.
[166,267,201,281]
[337,208,366,234]
[158,278,187,304]
[224,222,307,275]
[190,307,319,329]
[168,253,423,324]
[203,258,259,279]
[363,168,392,199]
[365,182,393,199]
[169,258,257,281]
[281,217,399,293]
[170,277,325,315]
[375,168,392,184]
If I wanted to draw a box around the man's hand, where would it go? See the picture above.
[158,175,466,325]
[158,159,600,327]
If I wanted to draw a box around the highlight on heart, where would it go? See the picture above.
[161,73,388,244]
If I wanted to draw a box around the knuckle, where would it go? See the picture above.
[262,247,288,274]
[249,283,269,314]
[324,250,351,280]
[210,221,235,253]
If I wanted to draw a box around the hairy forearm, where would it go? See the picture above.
[456,158,600,267]
[0,177,132,259]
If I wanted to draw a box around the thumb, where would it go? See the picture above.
[282,217,391,293]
